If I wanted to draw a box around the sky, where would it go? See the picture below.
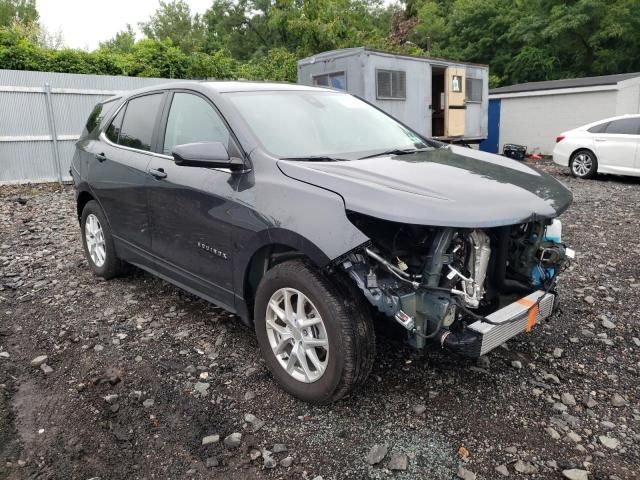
[37,0,213,51]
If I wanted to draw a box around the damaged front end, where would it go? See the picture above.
[340,213,575,357]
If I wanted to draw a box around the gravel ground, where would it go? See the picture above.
[0,161,639,480]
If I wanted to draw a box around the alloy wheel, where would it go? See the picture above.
[265,287,329,383]
[572,153,593,177]
[85,213,106,267]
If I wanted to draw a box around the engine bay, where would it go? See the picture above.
[341,212,574,355]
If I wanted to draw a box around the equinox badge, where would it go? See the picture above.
[197,241,228,260]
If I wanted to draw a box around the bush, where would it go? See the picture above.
[0,27,299,83]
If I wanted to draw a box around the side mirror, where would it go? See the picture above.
[172,142,244,170]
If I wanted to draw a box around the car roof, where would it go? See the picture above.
[202,81,329,93]
[577,113,640,130]
[111,80,336,101]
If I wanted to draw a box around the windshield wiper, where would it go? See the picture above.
[280,156,347,162]
[358,147,430,160]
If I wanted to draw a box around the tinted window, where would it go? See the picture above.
[84,99,118,136]
[163,93,230,155]
[376,69,406,99]
[587,122,609,133]
[105,106,125,143]
[118,93,164,151]
[604,118,640,135]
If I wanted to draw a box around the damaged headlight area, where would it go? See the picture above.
[341,212,575,357]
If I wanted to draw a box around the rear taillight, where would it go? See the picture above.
[556,135,565,143]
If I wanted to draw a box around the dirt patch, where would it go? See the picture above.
[0,161,638,479]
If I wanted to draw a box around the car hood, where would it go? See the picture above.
[277,145,573,228]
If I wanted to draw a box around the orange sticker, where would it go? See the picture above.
[516,298,538,332]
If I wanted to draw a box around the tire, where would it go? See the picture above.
[80,200,127,279]
[570,150,597,179]
[254,260,375,404]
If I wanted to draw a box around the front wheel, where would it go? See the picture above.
[254,260,375,404]
[570,150,597,179]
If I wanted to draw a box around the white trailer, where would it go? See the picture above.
[297,47,489,143]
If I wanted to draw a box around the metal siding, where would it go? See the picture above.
[0,69,182,184]
[296,51,364,95]
[615,78,640,115]
[363,53,431,136]
[497,90,617,155]
[0,69,180,90]
[57,140,77,181]
[464,66,488,138]
[0,91,49,135]
[0,141,60,183]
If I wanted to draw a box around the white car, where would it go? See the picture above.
[553,114,640,179]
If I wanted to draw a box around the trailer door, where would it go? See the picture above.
[445,67,466,137]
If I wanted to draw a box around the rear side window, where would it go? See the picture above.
[604,118,640,135]
[83,99,117,136]
[105,106,125,143]
[116,93,164,151]
[163,92,230,155]
[587,122,609,133]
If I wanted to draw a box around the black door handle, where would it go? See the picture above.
[149,168,167,179]
[95,153,107,162]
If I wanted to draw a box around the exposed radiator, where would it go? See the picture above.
[468,290,555,356]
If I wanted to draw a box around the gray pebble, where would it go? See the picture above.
[272,443,287,453]
[562,469,589,480]
[611,393,627,407]
[224,432,242,448]
[366,444,388,465]
[388,453,408,471]
[495,464,510,477]
[30,355,48,367]
[457,466,476,480]
[202,434,219,445]
[561,392,576,406]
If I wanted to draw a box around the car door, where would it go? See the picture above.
[88,92,165,264]
[146,90,241,310]
[593,117,640,173]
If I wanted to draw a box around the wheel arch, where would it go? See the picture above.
[235,229,333,324]
[570,147,598,163]
[76,189,95,222]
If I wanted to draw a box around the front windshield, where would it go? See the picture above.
[225,90,430,158]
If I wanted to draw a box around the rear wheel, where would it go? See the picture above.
[254,260,375,404]
[570,150,597,178]
[80,200,127,279]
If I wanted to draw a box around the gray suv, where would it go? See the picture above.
[72,81,573,403]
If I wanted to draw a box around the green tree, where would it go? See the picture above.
[140,0,205,53]
[0,0,38,27]
[202,0,389,61]
[99,24,136,53]
[123,38,189,78]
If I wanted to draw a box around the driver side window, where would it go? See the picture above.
[163,92,230,155]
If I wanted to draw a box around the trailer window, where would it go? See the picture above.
[465,78,483,102]
[313,72,346,90]
[376,69,406,100]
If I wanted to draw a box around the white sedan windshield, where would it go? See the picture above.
[226,90,429,158]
